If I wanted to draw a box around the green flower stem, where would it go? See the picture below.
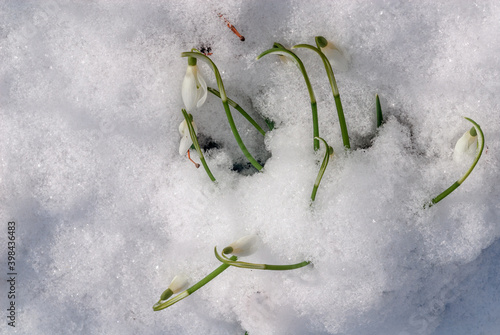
[181,109,216,182]
[207,87,268,135]
[334,95,348,148]
[376,94,383,128]
[257,46,319,151]
[181,51,263,171]
[311,137,333,202]
[430,181,460,205]
[153,256,237,311]
[428,117,484,207]
[293,43,350,149]
[214,247,311,270]
[222,99,264,170]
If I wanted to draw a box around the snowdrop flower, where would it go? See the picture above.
[160,274,190,301]
[428,118,483,207]
[178,118,197,156]
[279,54,291,64]
[453,127,478,162]
[223,235,259,257]
[271,43,293,65]
[316,36,348,71]
[181,57,207,111]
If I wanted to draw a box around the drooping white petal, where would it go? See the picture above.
[178,119,197,155]
[321,41,349,72]
[178,119,189,136]
[179,135,192,155]
[168,274,190,294]
[226,235,259,257]
[181,65,208,111]
[196,69,207,108]
[453,130,478,162]
[181,66,198,111]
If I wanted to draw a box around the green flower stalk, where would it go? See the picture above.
[214,247,310,270]
[181,50,263,171]
[428,117,484,207]
[222,235,259,256]
[181,109,216,182]
[311,137,334,202]
[207,87,269,136]
[153,256,237,311]
[257,43,320,151]
[293,37,350,149]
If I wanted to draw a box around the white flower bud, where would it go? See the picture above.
[160,274,190,301]
[181,64,207,112]
[320,41,348,72]
[168,274,190,294]
[223,235,259,257]
[453,127,478,162]
[279,55,291,64]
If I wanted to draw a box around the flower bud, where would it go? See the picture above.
[181,59,207,111]
[453,127,478,162]
[317,37,348,71]
[223,235,259,257]
[160,274,190,300]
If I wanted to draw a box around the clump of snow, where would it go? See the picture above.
[1,1,500,334]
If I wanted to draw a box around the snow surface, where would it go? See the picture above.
[1,0,500,334]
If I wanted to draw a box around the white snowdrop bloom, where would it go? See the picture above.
[168,274,190,294]
[223,235,259,257]
[279,55,291,64]
[178,118,198,156]
[160,274,190,301]
[318,38,349,72]
[181,62,207,111]
[453,127,478,162]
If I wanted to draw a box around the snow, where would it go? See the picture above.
[1,0,499,334]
